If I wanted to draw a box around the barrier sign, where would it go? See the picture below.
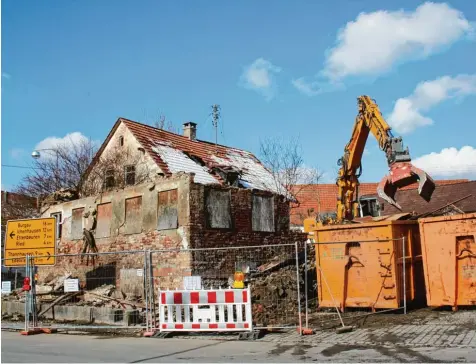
[3,217,57,267]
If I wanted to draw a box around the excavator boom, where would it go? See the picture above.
[336,95,435,222]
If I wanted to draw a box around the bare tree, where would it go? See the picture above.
[153,114,180,134]
[259,136,322,198]
[15,137,97,200]
[259,136,324,228]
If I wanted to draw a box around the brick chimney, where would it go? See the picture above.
[183,122,197,140]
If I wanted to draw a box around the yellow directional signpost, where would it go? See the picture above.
[3,217,57,267]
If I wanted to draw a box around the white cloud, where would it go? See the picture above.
[240,58,281,100]
[2,72,11,79]
[314,2,473,84]
[388,74,476,134]
[413,146,476,178]
[291,78,322,96]
[34,132,95,159]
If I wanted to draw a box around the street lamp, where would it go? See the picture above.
[31,148,60,190]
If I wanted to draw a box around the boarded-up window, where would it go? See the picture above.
[157,189,178,230]
[71,208,84,240]
[125,196,142,234]
[252,195,275,232]
[96,203,112,238]
[206,189,231,229]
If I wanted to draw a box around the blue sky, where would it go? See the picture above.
[2,0,476,191]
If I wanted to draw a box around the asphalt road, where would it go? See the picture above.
[1,331,475,363]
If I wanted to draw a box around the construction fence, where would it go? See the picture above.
[1,238,412,334]
[303,237,413,330]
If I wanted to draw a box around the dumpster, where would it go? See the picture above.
[311,220,425,311]
[419,213,476,310]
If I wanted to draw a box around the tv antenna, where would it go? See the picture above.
[211,104,221,150]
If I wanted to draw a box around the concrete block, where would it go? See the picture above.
[51,305,92,323]
[2,301,26,315]
[92,307,123,325]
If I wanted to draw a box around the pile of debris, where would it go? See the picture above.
[2,273,145,316]
[247,244,317,327]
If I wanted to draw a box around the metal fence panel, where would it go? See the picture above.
[22,251,148,331]
[1,258,28,330]
[149,243,301,330]
[304,238,410,330]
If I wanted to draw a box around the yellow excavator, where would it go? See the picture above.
[304,95,436,231]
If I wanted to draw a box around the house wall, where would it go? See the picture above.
[40,172,305,290]
[83,121,162,194]
[188,184,305,279]
[40,173,193,289]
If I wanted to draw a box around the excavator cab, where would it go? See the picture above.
[377,137,435,210]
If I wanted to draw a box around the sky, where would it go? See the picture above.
[1,0,476,191]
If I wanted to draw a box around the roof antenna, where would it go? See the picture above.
[211,104,220,152]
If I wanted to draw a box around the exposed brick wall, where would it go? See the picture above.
[188,184,305,281]
[39,175,305,290]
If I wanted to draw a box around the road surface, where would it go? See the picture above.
[2,331,475,363]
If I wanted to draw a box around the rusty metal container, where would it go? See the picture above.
[419,213,476,310]
[312,220,425,311]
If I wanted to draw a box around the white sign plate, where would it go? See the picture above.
[64,278,79,292]
[2,281,12,294]
[136,269,143,277]
[183,276,201,290]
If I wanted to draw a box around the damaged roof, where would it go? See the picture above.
[92,118,285,195]
[377,180,476,217]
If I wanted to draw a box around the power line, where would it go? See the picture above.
[1,164,39,170]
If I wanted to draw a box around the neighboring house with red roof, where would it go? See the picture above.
[40,118,302,287]
[290,179,470,227]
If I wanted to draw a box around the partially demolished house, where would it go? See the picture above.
[40,118,303,288]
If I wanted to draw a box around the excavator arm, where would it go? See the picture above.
[335,95,435,222]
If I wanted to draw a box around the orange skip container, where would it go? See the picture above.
[312,220,425,311]
[419,213,476,310]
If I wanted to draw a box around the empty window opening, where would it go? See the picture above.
[104,169,115,189]
[125,165,136,186]
[50,212,62,239]
[119,136,124,147]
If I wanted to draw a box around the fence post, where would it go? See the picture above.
[24,255,29,332]
[148,251,156,328]
[402,236,407,315]
[304,240,309,328]
[143,249,149,331]
[294,242,302,334]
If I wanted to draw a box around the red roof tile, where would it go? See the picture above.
[87,118,283,194]
[289,179,470,225]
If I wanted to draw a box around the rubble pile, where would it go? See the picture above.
[2,272,145,312]
[248,244,317,327]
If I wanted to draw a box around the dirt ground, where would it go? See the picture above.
[307,306,476,330]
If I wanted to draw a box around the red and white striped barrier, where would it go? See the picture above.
[158,287,253,332]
